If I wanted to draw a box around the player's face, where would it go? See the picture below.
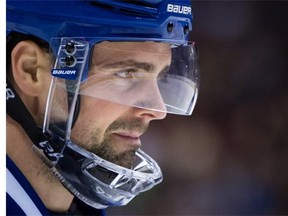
[70,41,171,168]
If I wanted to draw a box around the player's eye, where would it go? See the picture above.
[115,69,137,79]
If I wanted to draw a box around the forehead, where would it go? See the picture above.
[94,41,171,54]
[91,41,171,66]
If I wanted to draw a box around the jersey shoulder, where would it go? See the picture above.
[6,155,49,216]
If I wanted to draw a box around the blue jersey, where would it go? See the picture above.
[6,156,105,216]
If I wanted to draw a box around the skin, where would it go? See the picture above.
[7,40,170,212]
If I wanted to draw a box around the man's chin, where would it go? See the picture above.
[109,150,137,169]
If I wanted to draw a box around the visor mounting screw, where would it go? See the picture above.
[65,55,75,66]
[65,42,76,54]
[184,24,189,35]
[167,22,174,33]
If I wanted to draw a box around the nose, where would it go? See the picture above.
[133,106,167,121]
[132,82,167,121]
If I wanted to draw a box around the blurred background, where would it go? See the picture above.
[108,1,288,215]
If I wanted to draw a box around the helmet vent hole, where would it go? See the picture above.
[167,22,174,33]
[88,0,158,17]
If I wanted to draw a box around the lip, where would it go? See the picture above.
[115,132,141,139]
[113,132,142,148]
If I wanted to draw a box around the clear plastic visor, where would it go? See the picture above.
[53,40,199,115]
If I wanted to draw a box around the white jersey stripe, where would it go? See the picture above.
[6,168,43,216]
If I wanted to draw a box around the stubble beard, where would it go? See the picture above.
[85,118,148,169]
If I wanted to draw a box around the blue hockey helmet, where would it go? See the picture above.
[7,0,193,43]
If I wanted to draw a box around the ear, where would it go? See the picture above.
[11,40,51,97]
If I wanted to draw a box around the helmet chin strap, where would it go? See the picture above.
[6,80,63,162]
[6,78,81,160]
[6,80,97,210]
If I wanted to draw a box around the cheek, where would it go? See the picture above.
[71,97,126,142]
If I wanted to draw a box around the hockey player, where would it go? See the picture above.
[6,0,199,215]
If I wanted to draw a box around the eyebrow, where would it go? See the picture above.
[96,59,170,76]
[97,59,155,72]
